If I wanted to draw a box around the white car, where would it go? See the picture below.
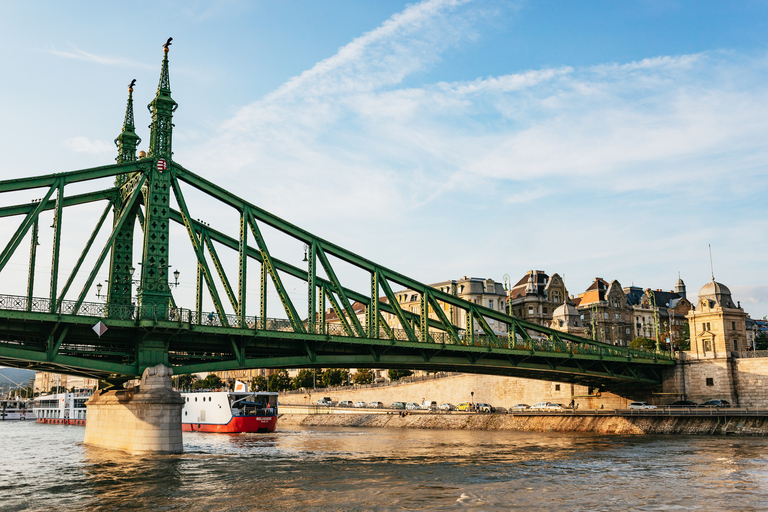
[405,402,420,410]
[438,403,455,411]
[628,402,657,410]
[354,401,367,408]
[530,402,550,410]
[368,401,384,409]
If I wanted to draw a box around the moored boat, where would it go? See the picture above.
[32,389,92,425]
[181,389,278,433]
[0,398,35,421]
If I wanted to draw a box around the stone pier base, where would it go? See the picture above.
[84,365,184,454]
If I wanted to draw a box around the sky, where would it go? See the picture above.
[0,0,767,319]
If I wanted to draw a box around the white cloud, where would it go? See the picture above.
[63,137,113,155]
[48,44,151,68]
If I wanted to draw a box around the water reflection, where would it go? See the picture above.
[2,422,768,511]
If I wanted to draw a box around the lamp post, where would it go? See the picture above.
[471,390,474,411]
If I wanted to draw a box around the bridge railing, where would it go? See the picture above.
[0,293,673,361]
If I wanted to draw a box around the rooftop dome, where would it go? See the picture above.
[698,279,737,309]
[698,280,731,298]
[553,302,579,318]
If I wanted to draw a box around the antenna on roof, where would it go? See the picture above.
[708,244,715,281]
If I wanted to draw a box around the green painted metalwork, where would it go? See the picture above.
[0,41,677,390]
[26,220,38,310]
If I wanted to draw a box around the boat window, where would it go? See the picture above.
[195,397,198,402]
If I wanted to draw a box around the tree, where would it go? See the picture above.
[250,375,268,391]
[352,369,374,385]
[387,369,413,381]
[192,373,224,390]
[268,370,292,392]
[629,336,656,351]
[676,323,691,351]
[322,368,349,387]
[292,369,316,389]
[173,373,198,390]
[755,334,768,351]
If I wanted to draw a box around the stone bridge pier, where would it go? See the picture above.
[84,364,184,454]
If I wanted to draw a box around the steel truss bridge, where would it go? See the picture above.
[0,43,674,391]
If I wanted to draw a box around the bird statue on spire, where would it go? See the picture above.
[163,37,173,50]
[128,79,136,91]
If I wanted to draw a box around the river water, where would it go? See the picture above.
[1,421,767,511]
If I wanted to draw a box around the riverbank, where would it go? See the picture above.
[279,410,768,435]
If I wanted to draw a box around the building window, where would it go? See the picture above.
[528,307,533,314]
[704,338,712,352]
[543,307,548,314]
[732,321,736,330]
[706,378,714,386]
[555,384,560,391]
[489,300,493,309]
[706,322,711,331]
[604,313,609,319]
[626,328,630,334]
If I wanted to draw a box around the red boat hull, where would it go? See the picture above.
[182,415,277,433]
[37,418,86,426]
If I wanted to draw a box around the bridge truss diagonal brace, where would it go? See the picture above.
[73,172,147,313]
[316,244,365,338]
[244,207,305,334]
[203,232,238,314]
[323,285,354,338]
[378,276,417,342]
[426,292,460,344]
[170,176,230,326]
[56,200,114,309]
[0,180,60,274]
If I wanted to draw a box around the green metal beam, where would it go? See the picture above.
[316,243,365,337]
[0,162,142,193]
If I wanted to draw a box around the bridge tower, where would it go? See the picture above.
[107,80,141,314]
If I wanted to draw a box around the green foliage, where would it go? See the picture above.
[192,373,224,390]
[250,375,268,392]
[352,369,374,385]
[629,336,657,351]
[173,373,198,390]
[292,369,316,389]
[268,370,292,392]
[321,368,349,387]
[387,369,413,381]
[755,334,768,351]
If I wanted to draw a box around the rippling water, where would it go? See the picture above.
[2,421,768,511]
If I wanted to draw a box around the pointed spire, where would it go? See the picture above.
[115,79,141,166]
[148,38,178,159]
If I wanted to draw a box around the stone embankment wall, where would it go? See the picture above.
[283,374,628,409]
[663,354,768,407]
[280,411,768,436]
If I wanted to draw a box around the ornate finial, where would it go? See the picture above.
[115,79,141,165]
[147,40,178,159]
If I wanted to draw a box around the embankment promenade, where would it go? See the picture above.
[279,406,768,435]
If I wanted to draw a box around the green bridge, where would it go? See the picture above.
[0,43,675,392]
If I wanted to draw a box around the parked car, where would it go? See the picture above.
[421,400,438,411]
[475,403,495,413]
[405,402,421,410]
[438,403,455,411]
[354,401,367,408]
[338,400,354,408]
[701,399,731,408]
[628,402,657,410]
[390,401,406,409]
[456,402,472,411]
[317,398,333,407]
[368,401,384,409]
[510,404,530,411]
[544,403,564,410]
[668,400,699,408]
[530,402,551,410]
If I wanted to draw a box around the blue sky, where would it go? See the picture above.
[1,0,767,319]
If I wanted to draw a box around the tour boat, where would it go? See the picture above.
[0,398,36,421]
[181,388,278,433]
[32,390,92,425]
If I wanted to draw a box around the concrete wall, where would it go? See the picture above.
[663,353,768,407]
[282,374,629,409]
